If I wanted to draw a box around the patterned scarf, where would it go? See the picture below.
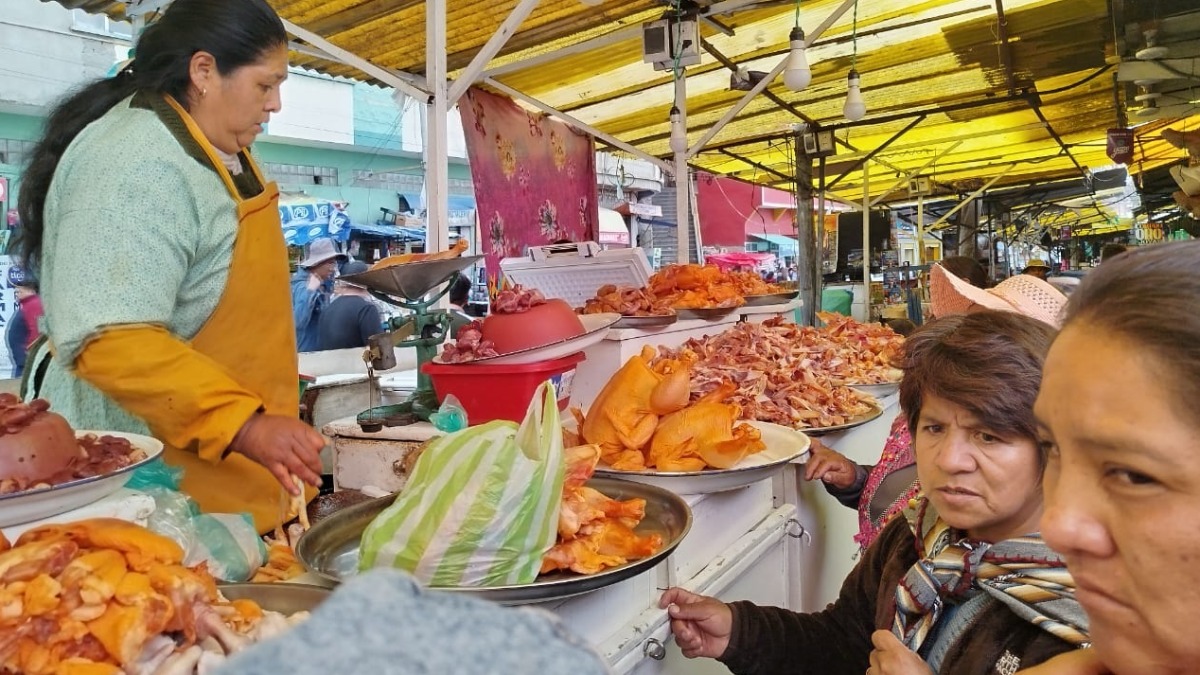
[892,499,1090,654]
[855,415,921,549]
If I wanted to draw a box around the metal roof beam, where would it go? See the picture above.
[282,19,431,101]
[929,167,1014,230]
[869,141,962,207]
[716,148,792,182]
[448,0,542,106]
[826,116,926,191]
[483,77,673,174]
[684,0,860,161]
[481,25,641,80]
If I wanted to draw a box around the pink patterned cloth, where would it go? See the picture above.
[855,414,921,549]
[458,88,598,292]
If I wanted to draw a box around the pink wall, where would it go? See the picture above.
[694,172,797,247]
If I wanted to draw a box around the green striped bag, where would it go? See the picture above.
[358,381,565,587]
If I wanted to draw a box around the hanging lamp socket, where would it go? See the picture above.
[783,26,811,91]
[843,68,866,121]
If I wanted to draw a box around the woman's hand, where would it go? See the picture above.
[803,440,859,489]
[230,413,324,494]
[1015,650,1112,675]
[867,630,934,675]
[658,588,733,659]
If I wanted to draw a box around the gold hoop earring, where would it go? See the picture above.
[202,88,208,97]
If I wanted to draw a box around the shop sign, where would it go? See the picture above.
[626,202,662,218]
[1106,128,1135,165]
[1133,220,1167,244]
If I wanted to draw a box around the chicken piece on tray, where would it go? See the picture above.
[541,520,663,576]
[648,381,766,471]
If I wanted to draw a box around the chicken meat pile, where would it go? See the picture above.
[540,445,663,576]
[0,519,310,675]
[654,316,900,429]
[438,320,499,363]
[648,264,787,310]
[570,347,765,472]
[577,284,673,317]
[0,396,146,495]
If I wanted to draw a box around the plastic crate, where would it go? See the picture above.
[421,352,586,424]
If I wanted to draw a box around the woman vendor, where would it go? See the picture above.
[16,0,324,533]
[660,310,1089,674]
[1021,240,1200,675]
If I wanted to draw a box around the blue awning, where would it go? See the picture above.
[346,222,422,240]
[749,233,799,255]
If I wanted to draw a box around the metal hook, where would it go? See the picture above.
[786,518,813,545]
[644,638,667,661]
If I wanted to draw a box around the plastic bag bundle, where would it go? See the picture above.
[359,381,565,587]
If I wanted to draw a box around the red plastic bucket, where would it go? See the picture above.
[421,352,586,425]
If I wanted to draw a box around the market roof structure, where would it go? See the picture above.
[50,0,1200,214]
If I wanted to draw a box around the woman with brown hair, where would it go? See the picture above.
[660,311,1088,675]
[1021,240,1200,675]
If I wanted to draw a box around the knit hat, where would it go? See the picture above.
[930,264,1067,328]
[300,238,348,268]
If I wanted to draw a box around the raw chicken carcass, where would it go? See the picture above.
[648,382,766,471]
[541,520,663,575]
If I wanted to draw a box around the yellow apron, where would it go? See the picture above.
[159,96,314,533]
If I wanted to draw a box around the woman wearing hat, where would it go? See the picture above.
[292,237,348,352]
[15,0,324,533]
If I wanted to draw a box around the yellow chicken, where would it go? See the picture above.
[648,382,766,471]
[575,346,692,470]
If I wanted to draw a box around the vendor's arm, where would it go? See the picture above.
[804,440,870,507]
[715,517,907,675]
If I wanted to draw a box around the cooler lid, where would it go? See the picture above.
[499,241,653,308]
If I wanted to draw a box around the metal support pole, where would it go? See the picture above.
[795,140,816,326]
[425,0,450,257]
[917,194,927,266]
[861,165,871,322]
[282,19,429,101]
[675,75,691,264]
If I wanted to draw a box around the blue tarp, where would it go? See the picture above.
[749,233,799,255]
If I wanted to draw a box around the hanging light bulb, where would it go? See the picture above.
[669,106,688,155]
[843,68,866,121]
[783,26,811,91]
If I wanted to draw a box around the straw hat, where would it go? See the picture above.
[930,264,1067,328]
[1023,258,1051,271]
[300,238,348,268]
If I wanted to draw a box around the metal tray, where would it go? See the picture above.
[849,381,900,398]
[218,583,331,615]
[432,313,619,365]
[343,255,482,300]
[801,403,886,436]
[296,478,692,605]
[593,422,811,495]
[741,291,800,307]
[673,306,740,320]
[611,313,678,329]
[0,431,164,528]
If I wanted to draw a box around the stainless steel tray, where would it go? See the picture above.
[296,478,692,605]
[674,306,740,320]
[611,313,678,329]
[742,291,800,306]
[218,583,331,615]
[849,381,900,398]
[342,255,482,300]
[802,402,886,436]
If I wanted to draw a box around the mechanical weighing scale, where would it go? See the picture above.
[339,255,482,432]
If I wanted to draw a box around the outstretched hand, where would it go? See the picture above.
[230,413,324,494]
[658,588,733,659]
[803,440,860,489]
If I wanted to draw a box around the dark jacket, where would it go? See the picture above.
[719,517,1077,675]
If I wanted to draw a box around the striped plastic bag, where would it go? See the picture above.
[358,381,565,587]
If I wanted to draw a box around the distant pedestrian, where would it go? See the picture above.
[318,261,382,351]
[6,269,42,379]
[291,238,347,351]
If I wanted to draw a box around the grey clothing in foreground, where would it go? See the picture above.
[219,569,613,675]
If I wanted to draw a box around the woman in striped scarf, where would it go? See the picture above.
[660,310,1090,675]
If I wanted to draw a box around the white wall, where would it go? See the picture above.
[270,71,356,145]
[0,3,127,113]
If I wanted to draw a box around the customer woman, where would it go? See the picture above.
[661,311,1089,674]
[806,263,1067,548]
[17,0,324,533]
[1023,240,1200,675]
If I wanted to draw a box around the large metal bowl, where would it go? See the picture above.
[296,478,692,605]
[218,583,332,615]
